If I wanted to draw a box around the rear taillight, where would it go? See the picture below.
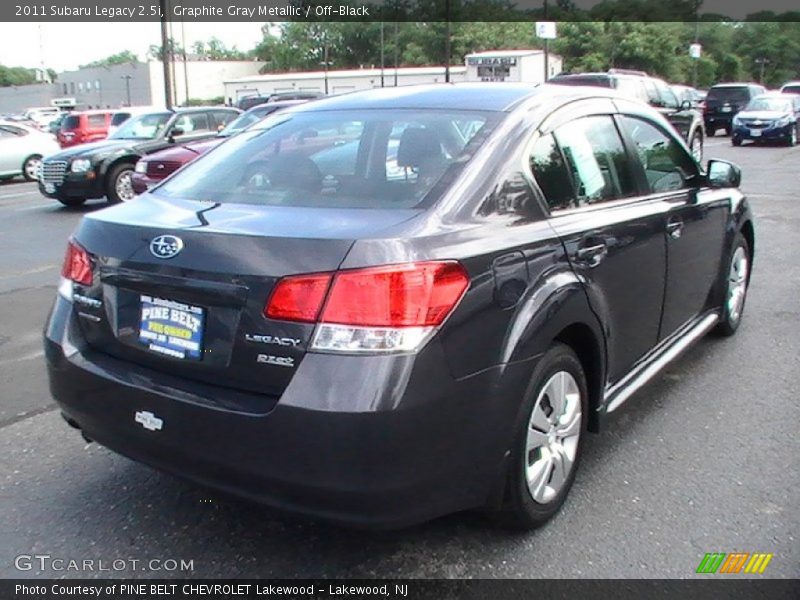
[265,261,469,353]
[265,272,332,323]
[61,239,93,286]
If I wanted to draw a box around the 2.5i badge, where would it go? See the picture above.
[256,354,295,368]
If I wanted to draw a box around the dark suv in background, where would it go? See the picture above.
[703,83,767,136]
[236,92,325,111]
[550,69,706,161]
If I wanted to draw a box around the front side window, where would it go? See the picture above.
[172,113,210,135]
[618,116,699,194]
[87,114,107,128]
[154,109,495,210]
[553,115,637,206]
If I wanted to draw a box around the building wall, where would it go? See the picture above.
[57,62,153,109]
[152,60,265,106]
[0,83,59,114]
[224,67,468,101]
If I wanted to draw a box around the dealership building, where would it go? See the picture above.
[223,49,562,102]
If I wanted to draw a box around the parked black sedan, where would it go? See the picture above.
[38,106,241,206]
[45,84,753,529]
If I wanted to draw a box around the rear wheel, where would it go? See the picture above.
[106,163,136,204]
[732,136,742,147]
[22,155,42,182]
[714,234,750,337]
[495,343,588,529]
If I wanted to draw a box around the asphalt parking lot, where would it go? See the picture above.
[0,137,797,579]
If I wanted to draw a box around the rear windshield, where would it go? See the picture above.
[111,112,131,127]
[61,115,80,130]
[707,87,750,103]
[154,109,497,209]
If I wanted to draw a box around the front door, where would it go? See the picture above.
[616,114,729,338]
[531,113,669,382]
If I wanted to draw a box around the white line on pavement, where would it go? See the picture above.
[0,264,56,280]
[0,349,44,368]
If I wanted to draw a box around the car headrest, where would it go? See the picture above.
[396,127,442,169]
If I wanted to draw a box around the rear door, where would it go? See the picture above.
[0,126,21,174]
[537,102,669,381]
[616,111,728,338]
[85,113,109,143]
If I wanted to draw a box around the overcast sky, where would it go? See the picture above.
[0,22,266,71]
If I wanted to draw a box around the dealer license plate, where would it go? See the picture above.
[138,295,204,360]
[750,129,762,137]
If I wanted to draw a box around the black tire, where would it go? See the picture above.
[56,196,86,208]
[713,233,750,337]
[723,126,731,136]
[494,343,589,529]
[732,137,742,147]
[787,125,798,147]
[21,154,42,182]
[105,163,136,204]
[688,132,703,163]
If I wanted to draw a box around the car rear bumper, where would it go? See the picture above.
[45,295,531,529]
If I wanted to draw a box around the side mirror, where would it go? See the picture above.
[168,127,184,142]
[706,159,741,189]
[680,99,692,110]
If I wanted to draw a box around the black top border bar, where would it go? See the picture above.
[4,0,800,22]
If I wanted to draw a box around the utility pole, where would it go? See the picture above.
[181,15,189,104]
[444,0,451,83]
[543,0,549,83]
[323,43,329,95]
[380,22,385,88]
[393,21,399,86]
[159,0,173,109]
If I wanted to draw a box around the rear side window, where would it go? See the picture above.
[87,114,107,128]
[552,116,637,206]
[529,134,575,211]
[212,110,239,129]
[155,109,496,209]
[173,113,210,134]
[62,115,80,130]
[111,112,131,127]
[782,85,800,95]
[618,116,699,193]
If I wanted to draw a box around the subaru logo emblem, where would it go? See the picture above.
[134,410,163,432]
[150,235,183,259]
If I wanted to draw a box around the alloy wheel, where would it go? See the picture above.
[115,170,135,202]
[24,157,41,181]
[727,246,748,323]
[525,370,582,504]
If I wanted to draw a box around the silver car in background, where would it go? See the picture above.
[0,120,61,182]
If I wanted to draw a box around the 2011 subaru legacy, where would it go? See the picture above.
[45,84,754,530]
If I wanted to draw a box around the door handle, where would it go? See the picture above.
[575,243,607,267]
[666,218,683,239]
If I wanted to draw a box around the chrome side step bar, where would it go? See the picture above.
[604,313,720,414]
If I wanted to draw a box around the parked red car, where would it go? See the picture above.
[132,100,306,194]
[57,110,113,148]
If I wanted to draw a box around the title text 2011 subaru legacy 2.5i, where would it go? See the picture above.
[45,84,754,529]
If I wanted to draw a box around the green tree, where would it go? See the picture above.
[79,50,139,69]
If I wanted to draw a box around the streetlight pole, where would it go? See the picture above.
[543,0,549,83]
[444,0,451,83]
[755,58,769,84]
[323,43,329,95]
[121,75,132,106]
[393,21,399,86]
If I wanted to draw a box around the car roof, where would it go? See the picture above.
[173,106,240,113]
[284,83,617,114]
[710,83,761,88]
